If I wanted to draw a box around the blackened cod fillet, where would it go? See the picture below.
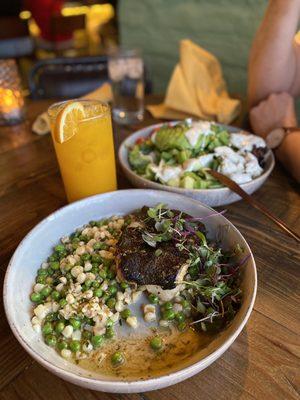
[116,225,189,290]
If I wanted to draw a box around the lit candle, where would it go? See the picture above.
[0,59,25,125]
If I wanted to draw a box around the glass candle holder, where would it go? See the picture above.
[0,59,25,126]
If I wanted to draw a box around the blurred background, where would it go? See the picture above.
[0,0,268,100]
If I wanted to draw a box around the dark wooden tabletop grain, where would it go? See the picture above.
[0,97,299,400]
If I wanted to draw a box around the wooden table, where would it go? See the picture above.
[0,98,299,400]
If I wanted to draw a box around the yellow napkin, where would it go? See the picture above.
[32,82,113,135]
[147,39,241,124]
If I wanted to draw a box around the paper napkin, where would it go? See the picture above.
[32,82,113,135]
[147,39,241,124]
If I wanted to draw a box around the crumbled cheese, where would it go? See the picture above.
[61,349,72,359]
[62,325,73,338]
[126,316,138,328]
[34,283,45,293]
[71,266,83,278]
[144,312,156,322]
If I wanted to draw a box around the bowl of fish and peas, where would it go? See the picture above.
[4,189,257,393]
[118,120,275,207]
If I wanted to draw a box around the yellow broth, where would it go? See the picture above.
[78,327,213,380]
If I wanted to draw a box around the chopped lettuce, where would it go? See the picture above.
[128,120,260,190]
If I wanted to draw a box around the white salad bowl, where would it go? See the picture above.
[118,122,275,207]
[4,189,257,393]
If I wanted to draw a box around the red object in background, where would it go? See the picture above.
[24,0,72,42]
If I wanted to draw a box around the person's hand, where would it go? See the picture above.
[249,92,297,138]
[250,92,300,182]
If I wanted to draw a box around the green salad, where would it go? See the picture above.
[128,120,266,188]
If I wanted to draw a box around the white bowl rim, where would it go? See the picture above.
[118,121,275,194]
[3,189,257,391]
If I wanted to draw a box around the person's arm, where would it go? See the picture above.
[248,0,300,107]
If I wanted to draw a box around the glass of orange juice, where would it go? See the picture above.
[48,100,117,202]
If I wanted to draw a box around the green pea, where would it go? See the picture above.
[177,321,187,332]
[91,254,102,263]
[175,312,186,323]
[48,253,59,262]
[163,309,175,321]
[64,263,72,272]
[107,285,117,296]
[108,227,115,235]
[36,276,46,284]
[69,340,81,353]
[45,312,57,322]
[30,292,42,303]
[59,290,66,299]
[92,280,100,288]
[55,321,65,334]
[65,272,72,281]
[81,253,91,262]
[81,284,88,292]
[40,286,52,298]
[44,334,57,347]
[94,288,103,298]
[85,279,93,288]
[103,259,113,268]
[120,281,129,290]
[106,297,116,309]
[181,300,191,309]
[148,294,159,304]
[55,244,65,253]
[42,322,53,335]
[72,242,79,250]
[102,294,109,303]
[163,301,173,311]
[79,234,88,242]
[84,317,94,325]
[57,339,68,351]
[106,318,113,327]
[111,351,125,366]
[150,336,163,351]
[51,290,60,301]
[93,242,107,250]
[37,269,48,277]
[82,330,92,340]
[91,267,99,275]
[105,327,114,339]
[59,298,67,307]
[99,269,107,279]
[46,268,54,276]
[50,261,60,271]
[70,318,81,330]
[120,309,131,319]
[106,269,116,280]
[91,335,104,348]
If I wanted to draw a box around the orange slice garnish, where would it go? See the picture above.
[54,101,85,144]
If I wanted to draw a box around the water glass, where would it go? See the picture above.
[108,49,144,125]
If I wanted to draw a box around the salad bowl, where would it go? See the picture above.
[4,189,256,393]
[118,122,275,207]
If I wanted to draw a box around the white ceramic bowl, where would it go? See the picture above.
[4,190,257,393]
[118,122,275,207]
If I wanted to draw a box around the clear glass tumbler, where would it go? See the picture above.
[108,49,144,125]
[48,100,117,202]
